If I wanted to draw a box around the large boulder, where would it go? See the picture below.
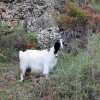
[37,26,60,48]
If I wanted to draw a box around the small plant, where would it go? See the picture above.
[26,32,37,42]
[26,32,38,48]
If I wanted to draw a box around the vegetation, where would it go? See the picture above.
[56,1,88,30]
[0,33,100,99]
[55,1,90,54]
[0,21,39,62]
[0,0,100,99]
[25,32,38,49]
[91,0,100,12]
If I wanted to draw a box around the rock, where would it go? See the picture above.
[37,26,61,48]
[0,0,64,48]
[0,0,64,31]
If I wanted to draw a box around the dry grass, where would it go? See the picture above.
[0,34,100,100]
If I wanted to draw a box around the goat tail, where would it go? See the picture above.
[19,51,24,59]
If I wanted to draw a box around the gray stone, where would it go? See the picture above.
[0,0,65,48]
[37,26,61,48]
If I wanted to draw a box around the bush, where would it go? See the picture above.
[55,1,89,54]
[56,1,88,30]
[91,0,100,12]
[25,32,38,49]
[64,2,87,17]
[0,20,40,62]
[26,32,37,43]
[0,21,26,62]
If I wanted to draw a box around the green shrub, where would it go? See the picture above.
[55,1,89,53]
[0,21,26,62]
[64,2,87,17]
[91,0,100,12]
[26,32,37,43]
[0,53,7,63]
[25,32,40,49]
[56,1,89,30]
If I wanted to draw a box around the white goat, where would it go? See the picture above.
[19,39,63,81]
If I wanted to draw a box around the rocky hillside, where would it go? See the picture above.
[0,0,64,32]
[0,0,100,52]
[0,0,65,49]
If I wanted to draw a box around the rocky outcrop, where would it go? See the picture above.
[0,0,65,48]
[0,0,65,32]
[21,0,65,32]
[1,0,97,52]
[37,26,61,48]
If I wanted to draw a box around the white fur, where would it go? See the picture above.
[19,47,57,81]
[19,39,63,81]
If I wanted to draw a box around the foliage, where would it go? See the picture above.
[0,20,39,62]
[0,0,100,99]
[0,53,7,63]
[0,48,18,63]
[0,33,100,99]
[25,32,39,49]
[56,1,89,30]
[64,2,87,17]
[55,1,91,54]
[26,32,37,43]
[0,21,26,62]
[91,0,100,12]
